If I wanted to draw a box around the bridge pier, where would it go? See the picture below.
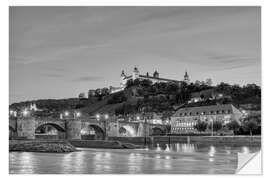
[65,119,82,140]
[17,117,35,139]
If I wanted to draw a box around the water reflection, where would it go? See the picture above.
[165,144,170,152]
[9,143,261,174]
[241,146,250,154]
[156,144,161,151]
[208,146,216,157]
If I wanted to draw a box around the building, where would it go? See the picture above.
[120,66,190,88]
[88,89,96,98]
[188,89,227,103]
[78,92,86,99]
[184,70,190,84]
[170,104,243,134]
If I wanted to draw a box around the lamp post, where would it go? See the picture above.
[211,119,214,136]
[104,114,109,140]
[96,113,109,140]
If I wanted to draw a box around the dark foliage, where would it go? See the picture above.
[193,121,208,132]
[107,91,127,104]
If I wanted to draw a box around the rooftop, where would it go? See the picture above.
[172,104,242,117]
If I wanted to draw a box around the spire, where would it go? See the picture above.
[184,69,189,78]
[184,69,190,83]
[133,66,139,72]
[153,69,159,78]
[121,70,125,77]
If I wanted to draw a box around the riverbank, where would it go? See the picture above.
[9,140,77,153]
[69,140,143,149]
[9,140,143,152]
[108,135,261,146]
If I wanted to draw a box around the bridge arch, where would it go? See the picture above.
[35,123,65,133]
[35,123,66,139]
[151,126,166,136]
[81,124,105,140]
[119,125,137,137]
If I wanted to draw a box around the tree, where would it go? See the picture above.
[107,91,127,104]
[141,79,153,87]
[194,121,208,132]
[226,120,241,134]
[126,79,134,88]
[211,120,223,132]
[243,119,259,136]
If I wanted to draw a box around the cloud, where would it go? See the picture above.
[42,73,63,78]
[75,76,103,82]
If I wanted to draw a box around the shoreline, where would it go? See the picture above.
[9,136,261,153]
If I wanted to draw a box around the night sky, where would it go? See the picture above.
[9,7,261,103]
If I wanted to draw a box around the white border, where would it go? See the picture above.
[2,0,269,180]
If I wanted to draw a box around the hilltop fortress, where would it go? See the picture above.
[120,66,190,89]
[88,66,191,96]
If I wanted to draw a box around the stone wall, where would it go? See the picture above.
[65,120,81,140]
[17,117,35,139]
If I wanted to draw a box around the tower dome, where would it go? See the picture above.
[153,70,159,78]
[184,70,190,83]
[132,66,140,80]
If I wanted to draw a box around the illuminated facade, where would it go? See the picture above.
[170,104,243,134]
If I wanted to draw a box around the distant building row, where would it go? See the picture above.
[170,104,243,134]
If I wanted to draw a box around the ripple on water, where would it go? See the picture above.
[9,144,260,174]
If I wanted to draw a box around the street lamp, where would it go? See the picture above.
[22,109,28,117]
[211,119,214,136]
[9,110,14,115]
[64,111,69,117]
[136,116,140,121]
[96,113,108,140]
[75,111,81,118]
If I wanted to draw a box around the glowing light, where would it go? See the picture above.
[241,146,250,154]
[22,109,28,116]
[165,144,171,152]
[96,114,100,119]
[10,110,14,115]
[136,116,140,120]
[64,111,69,116]
[156,144,161,151]
[165,155,171,160]
[104,114,109,120]
[76,112,81,117]
[208,146,216,157]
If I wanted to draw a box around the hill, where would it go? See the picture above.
[9,80,261,117]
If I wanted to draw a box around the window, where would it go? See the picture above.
[196,112,199,115]
[189,112,192,116]
[184,113,187,116]
[227,110,231,114]
[179,113,182,116]
[222,110,225,114]
[210,111,214,114]
[216,110,219,114]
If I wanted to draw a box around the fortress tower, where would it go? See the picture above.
[120,70,127,88]
[184,70,190,84]
[132,66,140,80]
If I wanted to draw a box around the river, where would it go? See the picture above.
[9,143,260,174]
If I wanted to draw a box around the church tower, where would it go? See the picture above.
[132,66,140,80]
[184,70,190,84]
[120,70,126,88]
[153,70,159,78]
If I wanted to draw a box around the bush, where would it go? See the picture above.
[226,120,241,134]
[194,121,208,132]
[107,92,127,104]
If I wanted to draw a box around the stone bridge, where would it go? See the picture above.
[9,116,169,140]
